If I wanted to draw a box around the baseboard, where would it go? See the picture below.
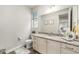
[6,43,25,53]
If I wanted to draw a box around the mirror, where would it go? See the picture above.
[58,8,72,36]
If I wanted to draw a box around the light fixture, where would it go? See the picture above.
[49,5,55,8]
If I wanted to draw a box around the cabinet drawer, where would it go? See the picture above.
[61,43,79,53]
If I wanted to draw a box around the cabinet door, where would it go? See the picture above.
[61,48,75,54]
[61,43,77,54]
[37,37,47,54]
[47,40,61,54]
[32,36,38,51]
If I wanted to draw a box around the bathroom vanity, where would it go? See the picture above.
[32,34,79,54]
[31,6,79,54]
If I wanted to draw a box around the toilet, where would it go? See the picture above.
[25,39,32,49]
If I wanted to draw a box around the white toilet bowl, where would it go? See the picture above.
[25,39,32,49]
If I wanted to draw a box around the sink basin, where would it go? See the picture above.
[47,33,64,37]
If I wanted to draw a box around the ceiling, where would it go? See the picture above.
[27,5,39,8]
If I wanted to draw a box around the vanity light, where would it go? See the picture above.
[45,5,56,14]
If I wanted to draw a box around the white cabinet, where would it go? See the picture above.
[32,36,46,53]
[61,43,79,54]
[32,36,38,51]
[37,37,47,54]
[32,36,61,54]
[47,40,61,54]
[32,35,79,54]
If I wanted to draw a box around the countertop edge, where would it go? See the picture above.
[31,34,79,47]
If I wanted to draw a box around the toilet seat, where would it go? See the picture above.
[25,39,32,49]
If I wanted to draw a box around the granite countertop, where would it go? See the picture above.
[32,33,79,47]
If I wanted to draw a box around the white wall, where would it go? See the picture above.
[40,12,59,34]
[0,6,31,51]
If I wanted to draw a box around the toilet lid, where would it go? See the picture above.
[25,40,32,43]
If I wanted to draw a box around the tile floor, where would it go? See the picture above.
[8,46,39,54]
[15,47,31,54]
